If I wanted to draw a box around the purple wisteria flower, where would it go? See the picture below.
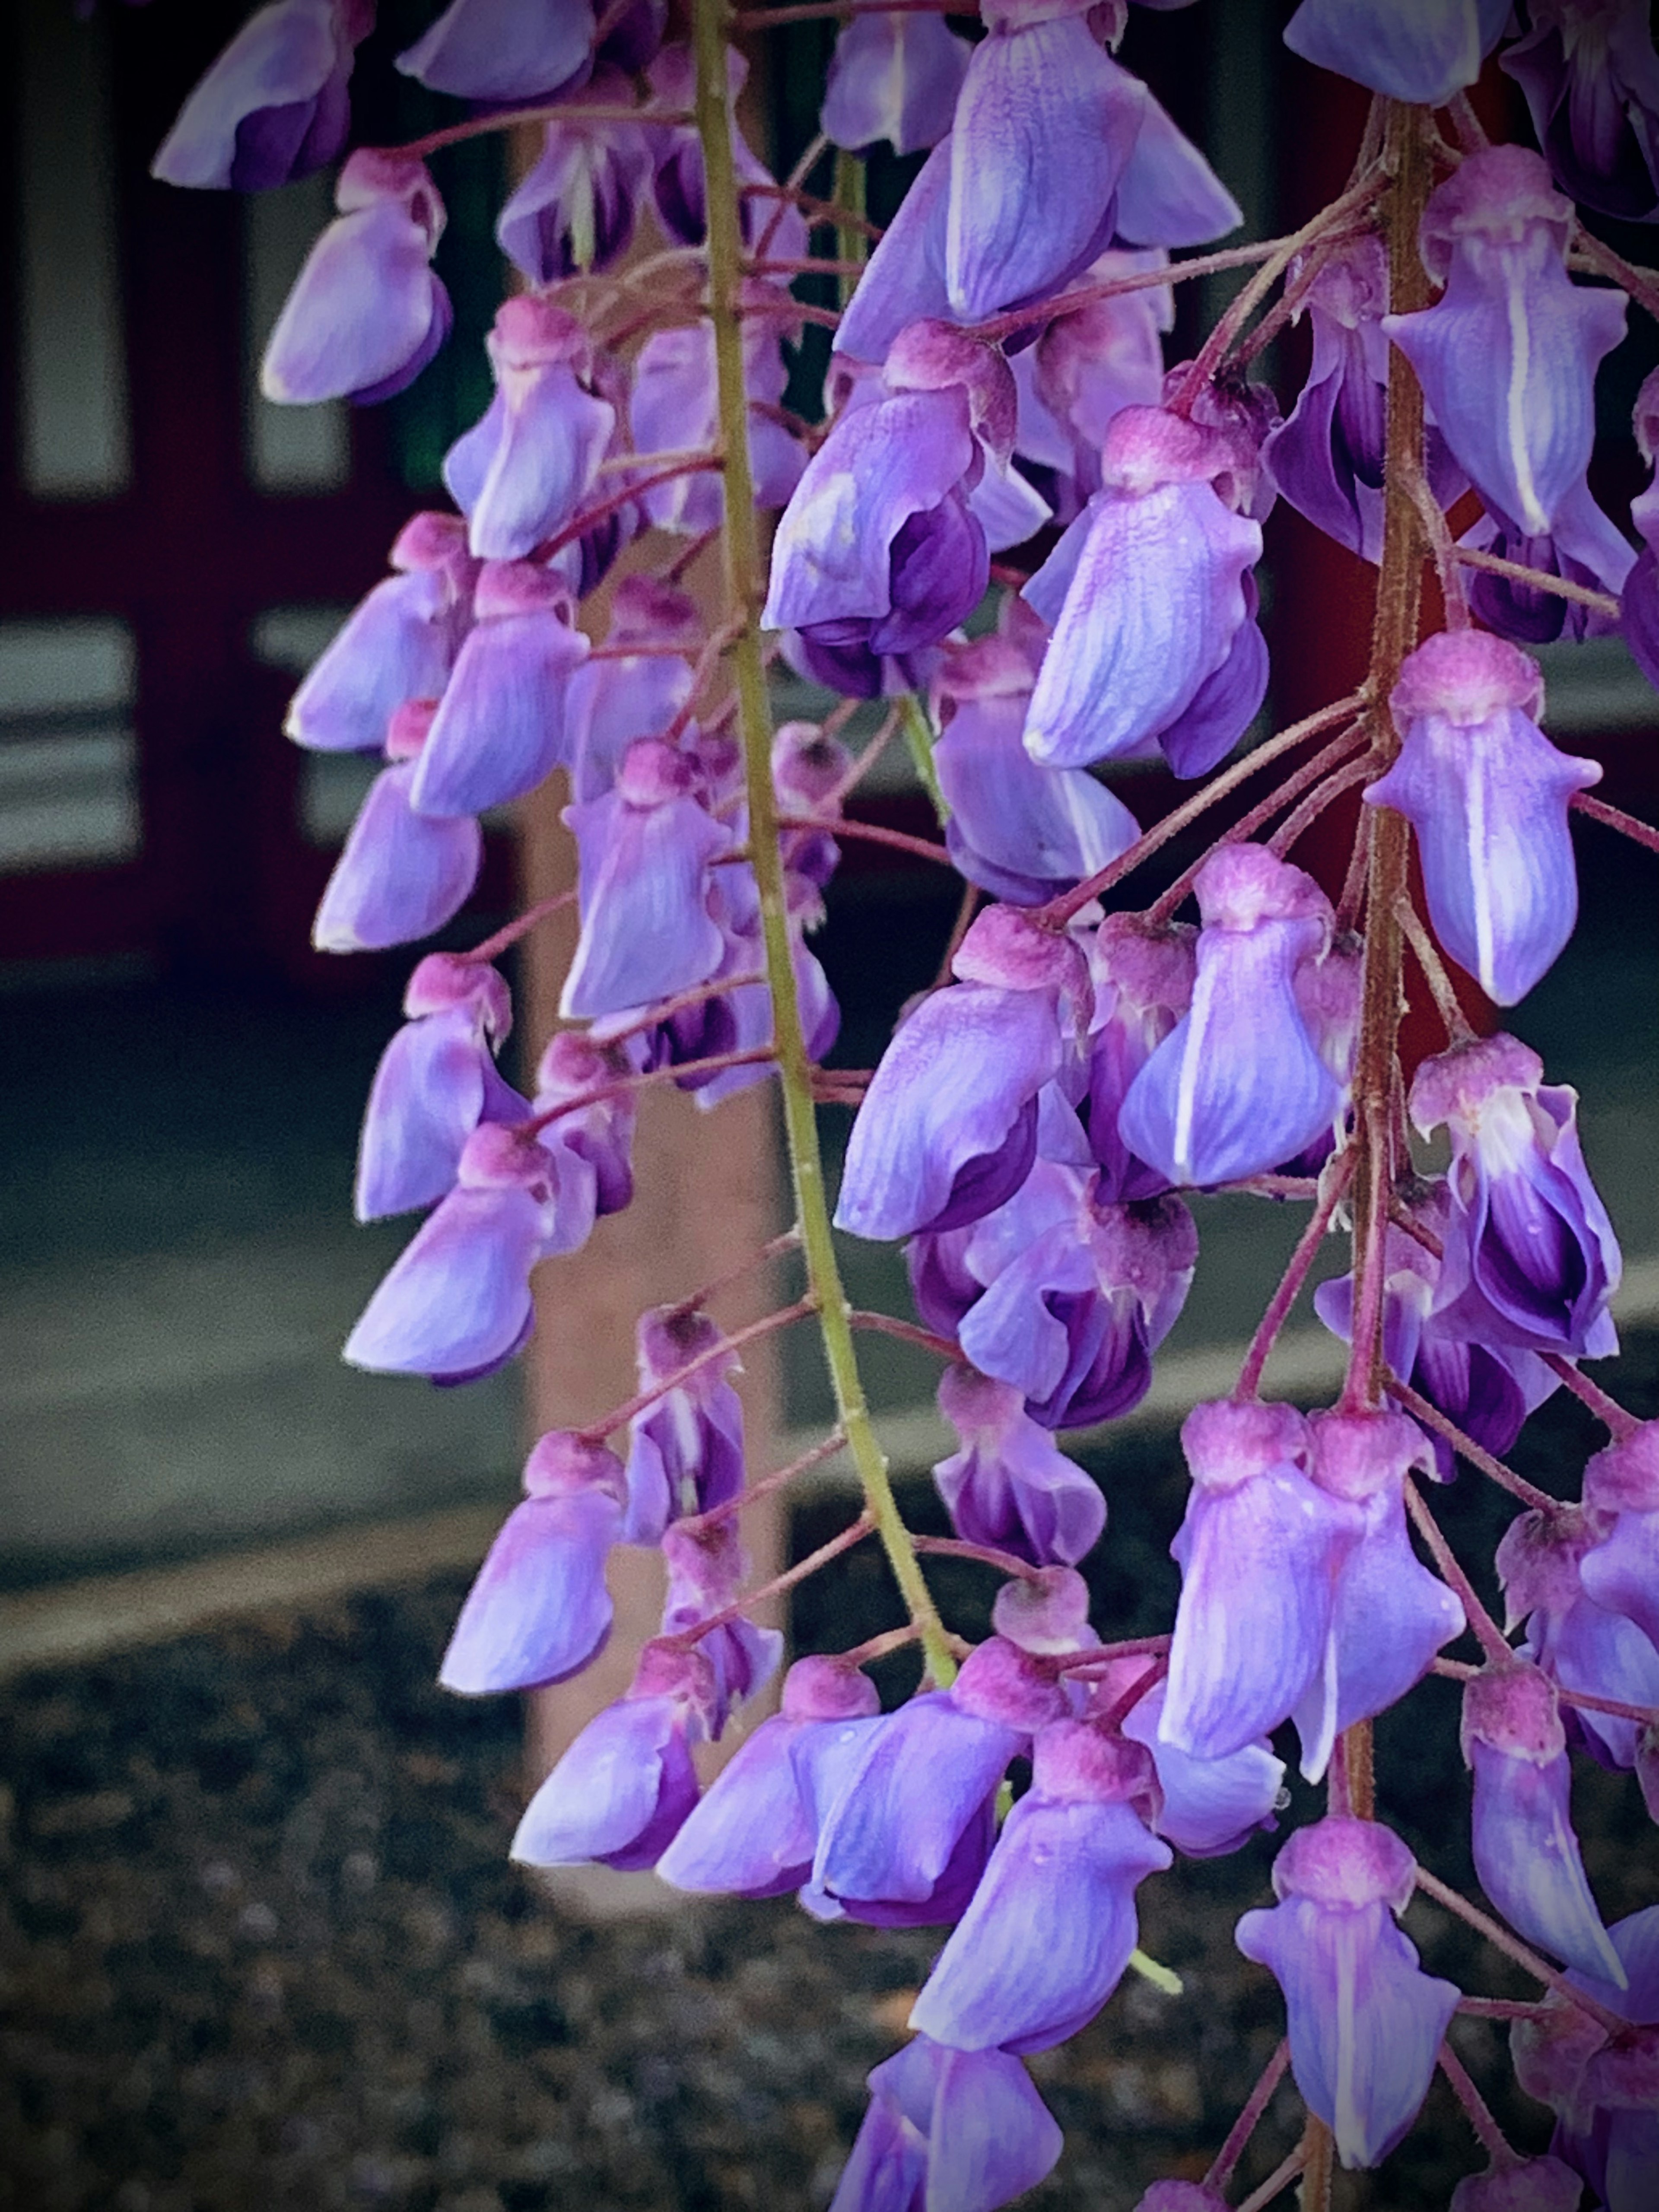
[837,905,1089,1240]
[355,953,524,1221]
[312,706,482,953]
[559,739,734,1021]
[928,615,1139,905]
[1022,406,1265,778]
[1580,1421,1659,1654]
[1462,1659,1627,1985]
[1284,0,1509,104]
[1100,1668,1286,1860]
[808,1636,1067,1927]
[1161,1399,1366,1762]
[1510,1905,1659,2209]
[765,321,1012,690]
[1236,1817,1460,2170]
[646,44,807,261]
[260,149,451,406]
[1367,631,1599,1007]
[1117,845,1341,1189]
[1497,1492,1659,1774]
[1024,250,1173,506]
[396,0,595,103]
[1462,478,1633,647]
[830,2035,1062,2212]
[410,561,590,819]
[441,296,616,563]
[563,577,700,804]
[1382,147,1627,540]
[622,1305,746,1546]
[512,1640,713,1871]
[655,1656,883,1899]
[495,66,653,283]
[820,7,971,156]
[909,1720,1171,2054]
[438,1431,626,1695]
[286,512,477,756]
[1409,1034,1621,1361]
[530,1030,640,1220]
[944,0,1145,323]
[931,1363,1107,1565]
[1294,1409,1466,1780]
[658,1518,783,1735]
[628,285,803,535]
[1265,235,1464,564]
[956,1181,1198,1429]
[343,1121,595,1383]
[1502,0,1659,224]
[1084,915,1195,1201]
[151,0,369,191]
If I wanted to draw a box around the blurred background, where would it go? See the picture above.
[2,3,1657,2208]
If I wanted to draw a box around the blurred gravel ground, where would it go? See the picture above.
[3,1352,1656,2212]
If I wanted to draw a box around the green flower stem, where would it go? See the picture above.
[692,0,955,1685]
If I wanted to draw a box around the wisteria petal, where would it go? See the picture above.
[1284,0,1494,105]
[1112,77,1243,248]
[312,763,481,953]
[397,0,594,102]
[821,11,971,157]
[152,0,358,191]
[439,1487,621,1694]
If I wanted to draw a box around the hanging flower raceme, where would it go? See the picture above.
[1382,146,1627,542]
[928,613,1140,906]
[1461,1660,1627,1985]
[1161,1399,1366,1762]
[1283,0,1510,104]
[343,1119,596,1383]
[627,284,804,537]
[764,321,1014,697]
[1497,1491,1659,1776]
[1265,234,1464,565]
[820,6,971,156]
[559,738,735,1022]
[438,1431,626,1695]
[355,952,525,1222]
[955,1179,1198,1429]
[807,1635,1068,1927]
[312,702,482,953]
[1116,845,1341,1190]
[286,512,477,756]
[441,296,617,565]
[1235,1817,1460,2170]
[835,904,1090,1241]
[622,1305,746,1546]
[1293,1409,1466,1781]
[1502,0,1659,224]
[656,1655,884,1900]
[829,2034,1063,2212]
[1510,1905,1659,2210]
[151,0,370,191]
[1366,631,1599,1007]
[260,149,451,405]
[931,1364,1107,1567]
[409,561,590,820]
[909,1719,1172,2054]
[512,1639,713,1872]
[1409,1035,1622,1362]
[1021,405,1266,779]
[495,66,653,284]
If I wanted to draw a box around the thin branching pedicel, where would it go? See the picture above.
[150,2,1659,2206]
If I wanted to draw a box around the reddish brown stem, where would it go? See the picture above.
[1412,1865,1631,2040]
[1403,1481,1511,1663]
[535,459,725,561]
[577,1295,819,1443]
[666,1511,877,1644]
[463,889,577,965]
[1570,790,1659,857]
[1235,1150,1356,1399]
[1452,545,1620,619]
[1204,2040,1291,2191]
[847,1309,960,1362]
[1385,1378,1560,1513]
[1236,2142,1309,2212]
[776,812,955,868]
[679,1429,849,1535]
[663,1226,804,1324]
[911,1534,1045,1580]
[740,180,885,240]
[1539,1354,1641,1439]
[520,1044,777,1138]
[1265,753,1376,858]
[1437,2043,1514,2164]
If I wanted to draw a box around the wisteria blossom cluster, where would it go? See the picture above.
[155,1,1659,2205]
